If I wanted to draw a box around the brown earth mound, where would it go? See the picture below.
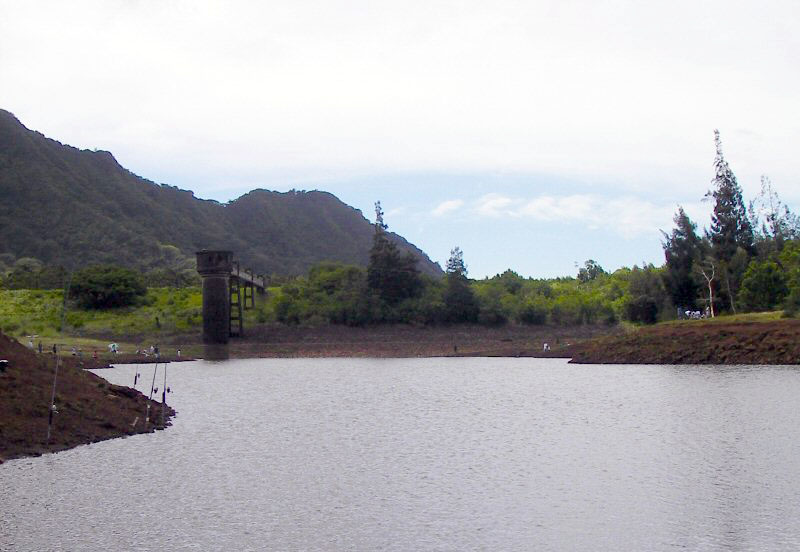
[570,319,800,364]
[0,332,174,463]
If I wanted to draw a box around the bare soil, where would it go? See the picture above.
[570,318,800,364]
[0,331,174,463]
[223,323,620,358]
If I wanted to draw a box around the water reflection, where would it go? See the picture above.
[202,343,229,361]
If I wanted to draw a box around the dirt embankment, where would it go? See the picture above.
[570,319,800,364]
[0,332,174,463]
[219,323,621,358]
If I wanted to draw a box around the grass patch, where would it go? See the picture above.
[658,310,784,327]
[0,287,204,339]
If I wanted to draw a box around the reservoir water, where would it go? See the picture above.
[2,358,800,551]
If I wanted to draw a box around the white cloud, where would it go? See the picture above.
[519,195,596,222]
[1,0,798,202]
[0,0,792,279]
[472,193,685,239]
[473,194,515,217]
[431,199,464,217]
[384,207,406,220]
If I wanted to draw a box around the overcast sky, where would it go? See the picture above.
[2,0,798,277]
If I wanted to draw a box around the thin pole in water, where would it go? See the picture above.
[161,362,168,428]
[145,362,158,430]
[45,345,61,446]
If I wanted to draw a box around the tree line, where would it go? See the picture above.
[2,131,798,326]
[661,130,800,318]
[266,202,653,327]
[267,132,800,327]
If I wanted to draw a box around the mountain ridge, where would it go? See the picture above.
[0,109,441,278]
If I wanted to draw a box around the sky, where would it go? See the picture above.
[2,0,799,278]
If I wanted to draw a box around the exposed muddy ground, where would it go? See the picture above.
[0,332,174,463]
[223,323,620,358]
[570,319,800,364]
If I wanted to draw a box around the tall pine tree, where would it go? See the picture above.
[367,202,422,305]
[443,247,478,323]
[661,206,701,309]
[707,129,755,262]
[706,130,755,313]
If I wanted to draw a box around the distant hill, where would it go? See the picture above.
[0,109,441,278]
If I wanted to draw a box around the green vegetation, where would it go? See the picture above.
[69,265,147,309]
[256,258,640,327]
[0,287,203,338]
[443,247,479,323]
[367,202,423,305]
[660,131,800,320]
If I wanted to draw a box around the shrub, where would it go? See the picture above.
[69,265,147,309]
[739,261,788,312]
[518,295,548,325]
[551,294,583,326]
[624,295,659,324]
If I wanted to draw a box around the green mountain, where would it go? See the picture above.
[0,109,441,278]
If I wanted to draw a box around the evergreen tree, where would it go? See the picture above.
[706,131,756,313]
[366,202,422,305]
[707,130,755,262]
[577,260,606,283]
[443,247,478,322]
[446,246,467,275]
[661,206,701,309]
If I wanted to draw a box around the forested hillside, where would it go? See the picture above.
[0,109,440,277]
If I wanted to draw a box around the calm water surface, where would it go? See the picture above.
[2,358,800,551]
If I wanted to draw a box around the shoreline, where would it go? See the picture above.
[218,323,613,360]
[0,332,175,464]
[35,318,800,365]
[71,323,616,364]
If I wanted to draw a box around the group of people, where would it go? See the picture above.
[132,345,180,358]
[26,340,104,365]
[134,344,160,357]
[27,338,182,360]
[679,307,712,320]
